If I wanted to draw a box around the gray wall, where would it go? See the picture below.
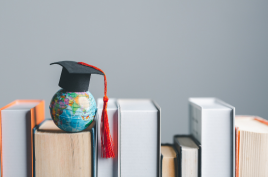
[0,1,268,143]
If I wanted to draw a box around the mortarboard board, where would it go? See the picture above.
[50,61,104,92]
[51,61,114,158]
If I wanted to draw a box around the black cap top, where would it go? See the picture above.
[51,61,104,92]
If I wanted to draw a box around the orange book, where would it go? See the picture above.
[0,100,45,177]
[235,116,268,177]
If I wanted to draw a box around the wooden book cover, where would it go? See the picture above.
[34,120,96,177]
[0,100,45,177]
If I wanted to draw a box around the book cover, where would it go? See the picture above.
[117,99,161,177]
[33,119,96,177]
[0,100,45,177]
[189,98,235,177]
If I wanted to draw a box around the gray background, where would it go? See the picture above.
[0,1,267,143]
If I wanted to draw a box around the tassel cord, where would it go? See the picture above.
[78,62,115,158]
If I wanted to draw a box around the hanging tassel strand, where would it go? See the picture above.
[78,62,115,158]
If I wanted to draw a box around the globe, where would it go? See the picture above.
[49,89,97,132]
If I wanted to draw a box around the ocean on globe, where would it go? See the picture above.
[49,89,97,132]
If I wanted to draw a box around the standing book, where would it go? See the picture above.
[97,98,118,177]
[189,98,235,177]
[235,116,268,177]
[117,99,161,177]
[173,135,201,177]
[161,144,178,177]
[34,119,96,177]
[0,100,45,177]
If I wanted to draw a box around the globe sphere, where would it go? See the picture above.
[49,89,97,132]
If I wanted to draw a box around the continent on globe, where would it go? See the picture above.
[49,89,97,132]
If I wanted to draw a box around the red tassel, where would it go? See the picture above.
[78,62,115,158]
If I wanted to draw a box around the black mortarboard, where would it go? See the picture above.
[50,61,104,92]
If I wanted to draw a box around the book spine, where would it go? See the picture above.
[91,126,96,177]
[153,101,161,177]
[235,127,240,177]
[118,104,121,177]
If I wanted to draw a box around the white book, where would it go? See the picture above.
[117,99,161,177]
[0,100,44,177]
[189,98,235,177]
[97,98,118,177]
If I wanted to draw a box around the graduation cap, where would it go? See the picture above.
[51,61,114,158]
[50,61,104,92]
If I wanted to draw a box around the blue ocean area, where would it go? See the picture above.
[57,109,89,132]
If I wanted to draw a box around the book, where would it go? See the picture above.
[0,100,45,177]
[189,98,235,177]
[34,119,96,177]
[161,144,178,177]
[97,98,118,177]
[173,135,201,177]
[235,116,268,177]
[117,99,161,177]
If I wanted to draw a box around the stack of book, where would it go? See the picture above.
[1,98,268,177]
[160,98,268,177]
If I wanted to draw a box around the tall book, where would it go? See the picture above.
[235,116,268,177]
[117,99,161,177]
[189,98,235,177]
[34,119,96,177]
[0,100,45,177]
[97,98,118,177]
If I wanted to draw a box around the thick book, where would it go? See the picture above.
[189,98,235,177]
[117,99,161,177]
[173,135,201,177]
[235,116,268,177]
[97,98,118,177]
[0,100,45,177]
[33,119,96,177]
[161,144,179,177]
